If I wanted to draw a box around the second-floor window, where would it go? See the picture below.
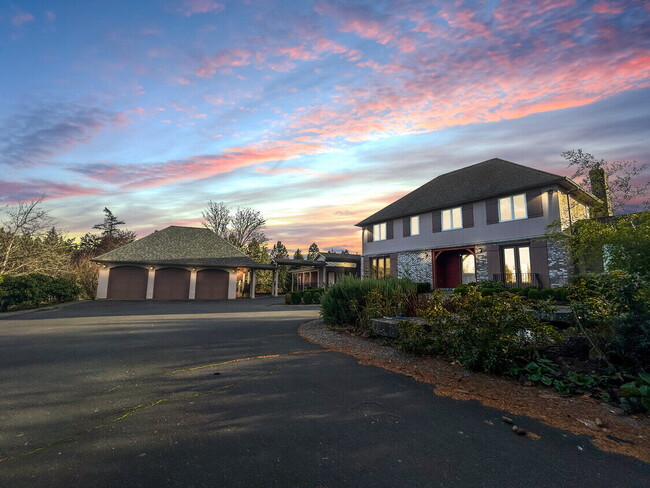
[499,194,527,222]
[441,207,462,231]
[373,222,387,241]
[410,216,420,236]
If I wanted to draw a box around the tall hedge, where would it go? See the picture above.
[320,276,417,327]
[0,274,80,312]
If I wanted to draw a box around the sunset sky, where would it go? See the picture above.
[2,0,649,253]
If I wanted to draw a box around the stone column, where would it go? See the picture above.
[228,270,238,299]
[96,265,110,299]
[145,267,156,299]
[250,269,257,298]
[188,268,197,299]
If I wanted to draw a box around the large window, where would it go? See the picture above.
[502,246,532,285]
[499,194,527,222]
[373,222,387,241]
[441,207,462,231]
[410,216,420,236]
[370,256,391,279]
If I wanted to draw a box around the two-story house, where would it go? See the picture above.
[355,158,603,289]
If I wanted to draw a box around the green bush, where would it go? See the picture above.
[284,293,292,305]
[527,288,541,300]
[415,282,432,294]
[290,291,303,305]
[0,274,80,312]
[454,280,506,296]
[320,276,417,329]
[409,288,561,374]
[603,313,650,374]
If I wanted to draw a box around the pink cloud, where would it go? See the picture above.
[0,179,105,204]
[11,10,34,27]
[74,141,329,190]
[314,3,395,45]
[180,0,224,17]
[196,48,252,77]
[592,2,624,14]
[45,11,56,22]
[278,45,318,61]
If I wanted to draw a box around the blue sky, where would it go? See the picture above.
[1,0,649,252]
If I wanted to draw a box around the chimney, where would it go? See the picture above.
[589,166,613,217]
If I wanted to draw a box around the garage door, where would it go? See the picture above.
[153,268,190,300]
[107,266,148,300]
[195,269,229,300]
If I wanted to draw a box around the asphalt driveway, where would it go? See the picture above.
[0,298,647,487]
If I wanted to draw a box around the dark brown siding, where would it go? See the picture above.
[195,269,229,300]
[530,240,550,288]
[153,267,190,300]
[389,253,398,277]
[386,220,394,240]
[365,226,373,243]
[432,210,441,233]
[486,244,501,280]
[403,217,411,237]
[107,266,148,300]
[486,198,499,224]
[527,189,544,218]
[462,203,474,228]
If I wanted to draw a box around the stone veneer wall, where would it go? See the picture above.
[396,250,432,283]
[361,256,370,278]
[547,240,571,287]
[475,249,489,281]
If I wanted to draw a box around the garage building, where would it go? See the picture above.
[93,226,277,300]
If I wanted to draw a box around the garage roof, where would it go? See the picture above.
[92,226,275,269]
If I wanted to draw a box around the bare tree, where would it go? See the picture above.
[562,149,649,212]
[202,200,231,238]
[201,201,267,250]
[229,207,267,249]
[0,195,54,275]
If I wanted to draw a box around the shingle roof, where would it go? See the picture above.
[355,158,596,227]
[92,226,274,269]
[319,252,361,263]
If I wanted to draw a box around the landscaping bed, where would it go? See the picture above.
[299,319,650,463]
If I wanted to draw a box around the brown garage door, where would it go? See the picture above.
[153,267,190,300]
[195,269,229,300]
[107,266,148,300]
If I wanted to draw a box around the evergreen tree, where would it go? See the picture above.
[293,248,304,260]
[307,242,320,260]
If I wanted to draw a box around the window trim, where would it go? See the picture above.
[372,222,387,241]
[441,207,463,231]
[498,194,528,222]
[369,256,391,279]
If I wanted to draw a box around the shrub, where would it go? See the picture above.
[320,276,417,330]
[0,273,80,312]
[290,291,303,305]
[603,313,650,374]
[415,282,432,294]
[284,293,292,305]
[412,288,561,374]
[454,280,506,296]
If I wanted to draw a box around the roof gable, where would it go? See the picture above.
[356,158,580,226]
[93,226,269,268]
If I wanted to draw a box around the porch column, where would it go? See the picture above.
[250,269,257,298]
[272,268,279,297]
[228,270,237,299]
[145,267,156,299]
[188,268,197,299]
[96,265,110,299]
